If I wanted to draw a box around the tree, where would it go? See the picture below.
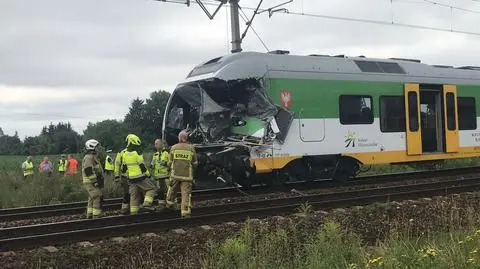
[144,90,171,142]
[123,90,171,145]
[83,119,139,152]
[0,131,23,155]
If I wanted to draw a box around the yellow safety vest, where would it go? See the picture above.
[122,150,150,181]
[58,159,65,172]
[152,150,169,178]
[23,161,34,176]
[104,156,114,171]
[114,149,126,177]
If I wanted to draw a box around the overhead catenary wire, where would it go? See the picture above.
[384,0,480,14]
[152,0,480,37]
[238,5,269,52]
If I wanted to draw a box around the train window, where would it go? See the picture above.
[458,97,476,130]
[339,95,373,125]
[379,96,406,132]
[407,92,419,132]
[446,92,456,131]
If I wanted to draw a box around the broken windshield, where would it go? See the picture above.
[163,78,279,144]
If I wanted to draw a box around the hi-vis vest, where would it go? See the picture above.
[58,159,65,172]
[23,161,33,176]
[114,149,127,177]
[122,151,150,181]
[104,156,114,171]
[152,150,169,178]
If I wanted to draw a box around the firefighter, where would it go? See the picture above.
[58,154,66,175]
[114,146,131,215]
[165,130,197,218]
[117,134,158,215]
[151,139,170,208]
[104,150,114,176]
[82,139,105,219]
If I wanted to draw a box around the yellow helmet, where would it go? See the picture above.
[126,134,141,146]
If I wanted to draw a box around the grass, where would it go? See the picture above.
[19,191,480,268]
[0,172,124,208]
[0,155,479,208]
[201,219,480,269]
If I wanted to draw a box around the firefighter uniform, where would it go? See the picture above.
[82,139,104,219]
[151,148,170,207]
[120,134,158,215]
[165,138,197,217]
[114,149,130,214]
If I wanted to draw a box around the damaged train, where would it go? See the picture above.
[162,50,480,187]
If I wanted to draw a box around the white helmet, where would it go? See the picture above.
[85,139,100,150]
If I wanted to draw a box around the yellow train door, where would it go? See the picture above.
[443,85,459,152]
[404,84,422,155]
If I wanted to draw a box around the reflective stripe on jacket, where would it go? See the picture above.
[114,149,127,177]
[104,155,114,171]
[151,150,169,178]
[82,154,102,184]
[168,143,197,181]
[122,150,150,182]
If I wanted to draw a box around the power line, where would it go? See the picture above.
[238,5,269,52]
[421,0,480,14]
[385,0,480,13]
[154,0,480,37]
[237,5,480,37]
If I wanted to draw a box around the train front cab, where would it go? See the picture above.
[403,83,474,161]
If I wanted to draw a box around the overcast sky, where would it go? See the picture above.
[1,0,480,138]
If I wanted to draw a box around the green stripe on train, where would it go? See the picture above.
[267,78,480,118]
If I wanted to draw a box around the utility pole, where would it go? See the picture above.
[229,0,242,53]
[154,0,292,53]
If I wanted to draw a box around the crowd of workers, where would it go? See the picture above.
[21,154,78,178]
[21,129,197,219]
[86,130,197,218]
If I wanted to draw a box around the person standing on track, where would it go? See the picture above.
[82,139,105,219]
[165,130,197,218]
[114,146,131,215]
[151,139,170,209]
[117,134,158,215]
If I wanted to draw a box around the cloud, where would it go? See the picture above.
[0,0,480,138]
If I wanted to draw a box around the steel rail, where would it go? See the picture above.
[0,165,478,222]
[0,175,479,251]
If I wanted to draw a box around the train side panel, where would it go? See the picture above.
[252,77,480,171]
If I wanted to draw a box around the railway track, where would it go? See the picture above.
[1,165,479,222]
[0,173,479,252]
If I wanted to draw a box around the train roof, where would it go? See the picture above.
[184,50,480,86]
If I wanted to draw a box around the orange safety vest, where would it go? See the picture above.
[65,158,78,175]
